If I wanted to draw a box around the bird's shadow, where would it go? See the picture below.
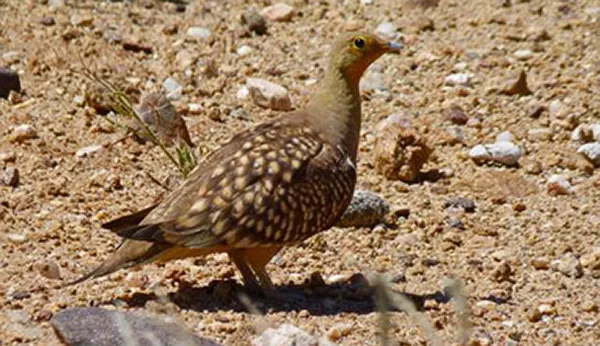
[114,274,452,316]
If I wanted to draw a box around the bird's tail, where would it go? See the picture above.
[65,239,167,286]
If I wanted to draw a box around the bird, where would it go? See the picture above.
[69,32,402,294]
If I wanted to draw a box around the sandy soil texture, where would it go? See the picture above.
[1,0,599,345]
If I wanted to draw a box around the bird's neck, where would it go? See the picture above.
[306,66,362,162]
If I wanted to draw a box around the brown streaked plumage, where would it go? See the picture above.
[69,32,402,293]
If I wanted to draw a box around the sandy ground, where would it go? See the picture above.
[1,0,599,345]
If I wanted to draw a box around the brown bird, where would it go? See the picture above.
[70,32,402,294]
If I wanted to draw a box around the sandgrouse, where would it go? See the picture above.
[71,32,402,294]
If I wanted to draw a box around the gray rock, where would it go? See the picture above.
[337,190,390,228]
[76,145,102,157]
[0,66,21,99]
[577,143,600,167]
[469,142,521,166]
[553,254,583,278]
[162,77,182,100]
[2,167,19,187]
[241,9,267,35]
[246,77,291,111]
[375,22,398,41]
[444,196,476,213]
[260,3,294,22]
[9,124,37,143]
[252,324,334,346]
[495,131,514,143]
[547,175,573,195]
[445,73,474,86]
[51,307,220,346]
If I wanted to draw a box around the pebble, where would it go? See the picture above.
[443,106,468,125]
[187,103,203,115]
[374,113,412,132]
[373,122,433,182]
[246,77,291,111]
[0,66,21,99]
[9,124,37,143]
[34,261,61,280]
[577,143,600,167]
[553,253,583,278]
[40,16,55,26]
[230,108,252,121]
[76,145,102,157]
[469,142,521,166]
[2,167,19,187]
[51,307,220,346]
[236,45,253,56]
[326,323,352,342]
[337,190,390,228]
[7,233,28,244]
[445,73,473,86]
[0,151,16,163]
[546,175,573,195]
[527,128,552,142]
[571,124,600,143]
[260,3,294,22]
[513,49,533,60]
[162,77,182,100]
[252,324,332,346]
[444,196,476,213]
[70,14,93,27]
[476,300,496,312]
[501,70,532,96]
[186,27,211,39]
[496,131,514,143]
[531,258,550,270]
[375,22,398,41]
[236,86,250,99]
[241,9,268,35]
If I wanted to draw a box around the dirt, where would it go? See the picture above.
[1,0,599,345]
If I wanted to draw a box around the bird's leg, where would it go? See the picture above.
[228,250,263,294]
[243,246,282,294]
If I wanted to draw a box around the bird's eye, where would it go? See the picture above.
[353,37,366,49]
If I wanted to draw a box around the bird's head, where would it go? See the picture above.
[329,32,403,85]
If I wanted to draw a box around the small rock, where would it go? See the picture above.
[230,108,252,121]
[577,143,600,167]
[252,324,332,346]
[413,16,434,32]
[360,0,373,4]
[554,253,583,278]
[582,301,598,312]
[0,151,16,163]
[7,233,28,244]
[187,103,203,115]
[527,308,542,322]
[260,3,294,22]
[51,308,220,346]
[236,86,250,99]
[122,41,153,54]
[547,175,573,196]
[526,27,551,41]
[246,77,291,111]
[337,190,390,228]
[444,197,476,213]
[186,27,211,39]
[476,300,496,312]
[527,128,552,142]
[162,77,182,100]
[531,258,550,270]
[134,92,193,147]
[373,124,433,182]
[528,102,547,118]
[326,323,351,342]
[9,124,37,143]
[236,45,253,56]
[469,142,521,166]
[34,261,61,280]
[501,70,532,96]
[2,167,19,187]
[496,131,514,143]
[70,14,93,27]
[374,113,412,132]
[443,106,468,125]
[241,9,268,35]
[513,49,533,60]
[404,0,440,9]
[375,22,398,41]
[571,124,600,143]
[0,66,21,99]
[445,73,474,87]
[76,145,102,157]
[40,16,55,26]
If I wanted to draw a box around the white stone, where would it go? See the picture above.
[445,73,474,86]
[261,3,295,21]
[469,142,521,166]
[162,77,182,100]
[547,175,573,195]
[577,143,600,167]
[495,131,514,143]
[246,78,291,111]
[375,22,397,41]
[452,62,468,72]
[236,45,253,56]
[514,49,533,60]
[76,145,102,157]
[187,103,203,114]
[252,324,333,346]
[236,86,249,99]
[7,233,28,244]
[186,27,211,39]
[11,125,37,141]
[361,0,374,4]
[73,95,85,106]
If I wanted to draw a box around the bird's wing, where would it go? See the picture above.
[111,120,356,249]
